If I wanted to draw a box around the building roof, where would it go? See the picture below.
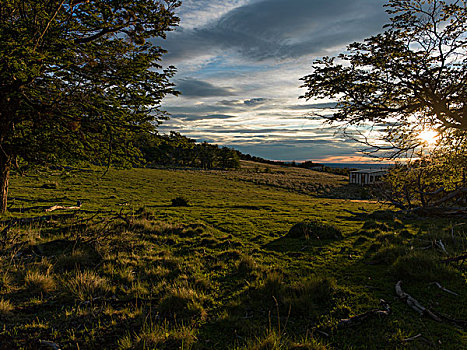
[350,169,388,174]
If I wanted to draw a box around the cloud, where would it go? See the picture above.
[170,114,238,121]
[163,0,387,62]
[287,102,338,110]
[176,78,237,98]
[243,98,269,106]
[157,0,391,162]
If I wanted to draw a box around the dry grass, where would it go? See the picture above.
[24,271,55,293]
[0,298,14,315]
[158,285,207,321]
[62,270,112,301]
[118,320,197,350]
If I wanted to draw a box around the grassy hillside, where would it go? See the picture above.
[0,165,465,349]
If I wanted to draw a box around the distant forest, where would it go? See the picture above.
[136,132,351,175]
[136,132,241,170]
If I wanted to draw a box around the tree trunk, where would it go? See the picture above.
[0,153,11,214]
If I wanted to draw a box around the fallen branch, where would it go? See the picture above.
[45,201,82,212]
[402,333,422,342]
[431,187,467,207]
[38,340,61,350]
[429,282,458,296]
[337,300,390,328]
[436,240,448,255]
[395,281,441,322]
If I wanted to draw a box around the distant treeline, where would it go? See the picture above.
[136,132,240,169]
[237,152,353,175]
[135,132,353,175]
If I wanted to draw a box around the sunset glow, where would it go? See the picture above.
[418,129,439,146]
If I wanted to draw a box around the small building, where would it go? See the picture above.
[349,169,388,185]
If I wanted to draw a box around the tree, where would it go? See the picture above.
[0,0,180,213]
[300,0,466,154]
[300,0,466,210]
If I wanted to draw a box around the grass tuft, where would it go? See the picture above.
[24,271,55,293]
[158,285,207,321]
[237,255,258,275]
[285,276,336,318]
[370,245,408,265]
[118,320,196,350]
[287,220,342,240]
[62,270,111,301]
[0,299,14,315]
[391,252,458,282]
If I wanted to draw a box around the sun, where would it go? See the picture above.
[418,129,439,146]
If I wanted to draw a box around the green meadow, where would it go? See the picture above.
[0,163,465,349]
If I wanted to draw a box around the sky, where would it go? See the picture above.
[158,0,390,163]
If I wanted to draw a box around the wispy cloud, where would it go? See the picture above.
[159,0,389,161]
[176,78,237,98]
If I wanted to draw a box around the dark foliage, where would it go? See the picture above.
[0,0,181,212]
[136,132,240,170]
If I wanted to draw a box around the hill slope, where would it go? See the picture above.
[0,167,465,349]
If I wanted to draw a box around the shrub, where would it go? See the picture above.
[287,220,342,240]
[171,197,190,207]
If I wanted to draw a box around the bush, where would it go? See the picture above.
[287,220,342,240]
[171,197,190,207]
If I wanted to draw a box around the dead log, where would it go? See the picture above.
[337,300,390,328]
[45,201,82,212]
[395,281,441,322]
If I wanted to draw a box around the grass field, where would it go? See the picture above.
[0,163,465,349]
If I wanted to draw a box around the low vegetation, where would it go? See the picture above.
[0,164,465,349]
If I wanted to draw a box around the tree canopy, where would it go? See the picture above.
[300,0,466,157]
[300,0,466,211]
[0,0,180,212]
